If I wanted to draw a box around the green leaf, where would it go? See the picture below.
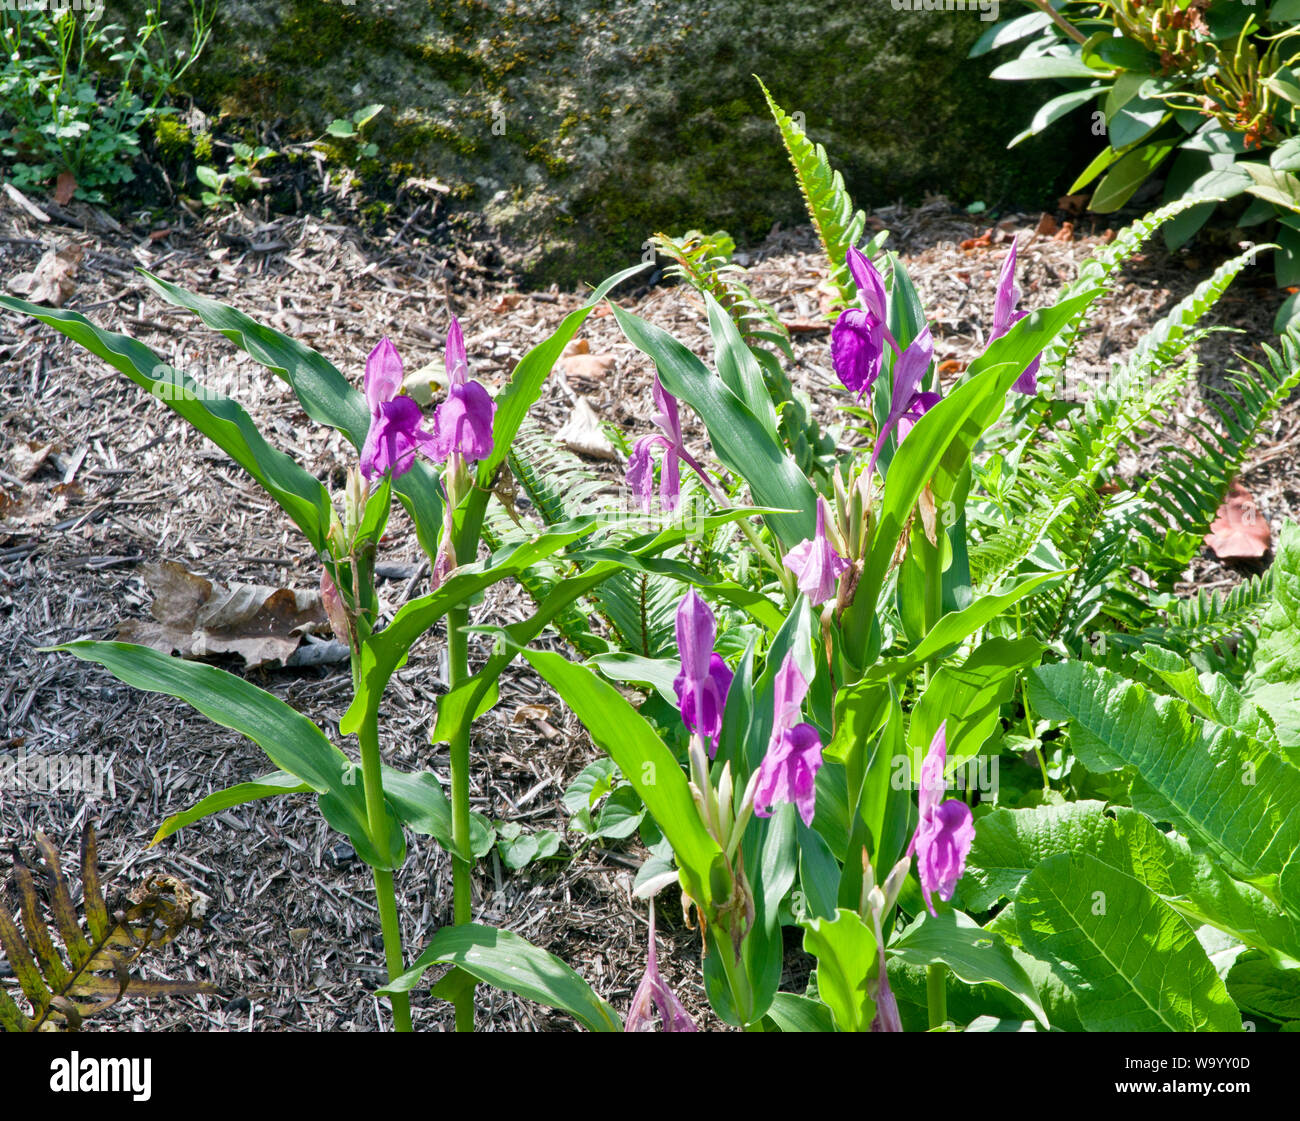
[587,652,679,703]
[610,304,815,550]
[1270,0,1300,23]
[704,291,779,439]
[1009,87,1103,148]
[495,824,562,870]
[890,908,1049,1029]
[1091,140,1179,212]
[765,992,836,1032]
[991,55,1101,81]
[1029,660,1300,905]
[381,924,622,1031]
[381,765,494,861]
[151,771,312,845]
[50,641,403,869]
[519,647,726,910]
[1243,162,1300,214]
[1068,144,1124,193]
[1014,852,1242,1031]
[799,909,877,1032]
[1247,521,1300,750]
[969,11,1053,58]
[0,296,334,552]
[137,271,445,557]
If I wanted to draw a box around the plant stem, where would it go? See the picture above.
[447,603,475,1032]
[715,929,755,1029]
[356,712,412,1032]
[1029,0,1087,45]
[926,962,948,1031]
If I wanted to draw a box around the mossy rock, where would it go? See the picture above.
[116,1,1082,285]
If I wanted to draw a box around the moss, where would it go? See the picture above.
[108,0,1083,285]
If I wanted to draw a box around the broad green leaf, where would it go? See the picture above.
[1015,853,1242,1031]
[381,924,622,1031]
[136,272,446,556]
[1226,953,1300,1022]
[151,771,311,845]
[1029,660,1300,906]
[382,765,494,860]
[1247,521,1300,750]
[800,909,877,1032]
[519,647,726,909]
[1009,87,1103,148]
[587,652,679,702]
[51,641,403,868]
[1243,162,1300,214]
[765,992,836,1032]
[610,303,815,550]
[991,55,1101,81]
[970,11,1053,57]
[906,636,1043,774]
[965,800,1125,911]
[1091,140,1179,212]
[0,297,334,552]
[890,908,1048,1029]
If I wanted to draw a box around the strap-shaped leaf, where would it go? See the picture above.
[0,296,334,552]
[381,923,622,1032]
[138,271,446,558]
[610,303,816,550]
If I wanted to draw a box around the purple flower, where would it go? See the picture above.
[359,339,439,481]
[868,324,936,476]
[831,247,899,398]
[753,653,823,827]
[783,496,850,605]
[627,376,713,514]
[430,316,496,463]
[870,969,902,1033]
[990,242,1042,396]
[672,589,733,756]
[625,902,698,1032]
[906,722,975,917]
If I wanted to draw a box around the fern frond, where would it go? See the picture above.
[1,824,212,1032]
[757,76,872,311]
[650,229,792,358]
[1111,571,1273,656]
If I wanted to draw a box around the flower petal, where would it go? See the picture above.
[365,338,404,415]
[445,315,468,387]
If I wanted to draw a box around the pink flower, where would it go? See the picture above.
[359,339,439,481]
[672,590,733,757]
[868,324,935,476]
[783,496,850,605]
[626,376,711,514]
[430,316,495,463]
[753,653,823,827]
[907,722,975,916]
[990,242,1042,396]
[625,902,697,1032]
[832,246,899,398]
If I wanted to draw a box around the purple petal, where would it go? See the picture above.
[771,651,809,736]
[754,722,823,827]
[916,799,975,916]
[870,967,903,1033]
[782,497,849,605]
[624,905,698,1033]
[445,316,469,388]
[672,592,730,752]
[992,242,1020,338]
[626,436,660,513]
[917,722,948,820]
[831,309,885,397]
[650,376,683,447]
[896,390,943,444]
[846,245,888,321]
[365,338,404,415]
[868,326,935,475]
[360,395,438,480]
[431,379,496,463]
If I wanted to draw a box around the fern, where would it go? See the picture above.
[1,824,212,1032]
[650,229,791,358]
[757,76,877,311]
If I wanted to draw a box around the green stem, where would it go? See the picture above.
[715,930,755,1029]
[926,962,948,1031]
[357,709,412,1032]
[447,603,475,1033]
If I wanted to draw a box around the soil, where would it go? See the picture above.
[1,184,1295,1031]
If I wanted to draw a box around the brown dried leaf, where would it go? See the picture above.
[6,441,52,482]
[117,560,328,668]
[53,171,77,206]
[1205,482,1271,559]
[556,395,619,460]
[560,350,617,388]
[5,243,82,307]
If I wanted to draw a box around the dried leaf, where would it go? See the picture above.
[117,560,329,668]
[560,350,617,388]
[1035,213,1058,237]
[6,441,52,482]
[53,171,77,206]
[6,244,82,307]
[918,483,939,548]
[556,395,619,461]
[1206,482,1271,559]
[0,824,212,1032]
